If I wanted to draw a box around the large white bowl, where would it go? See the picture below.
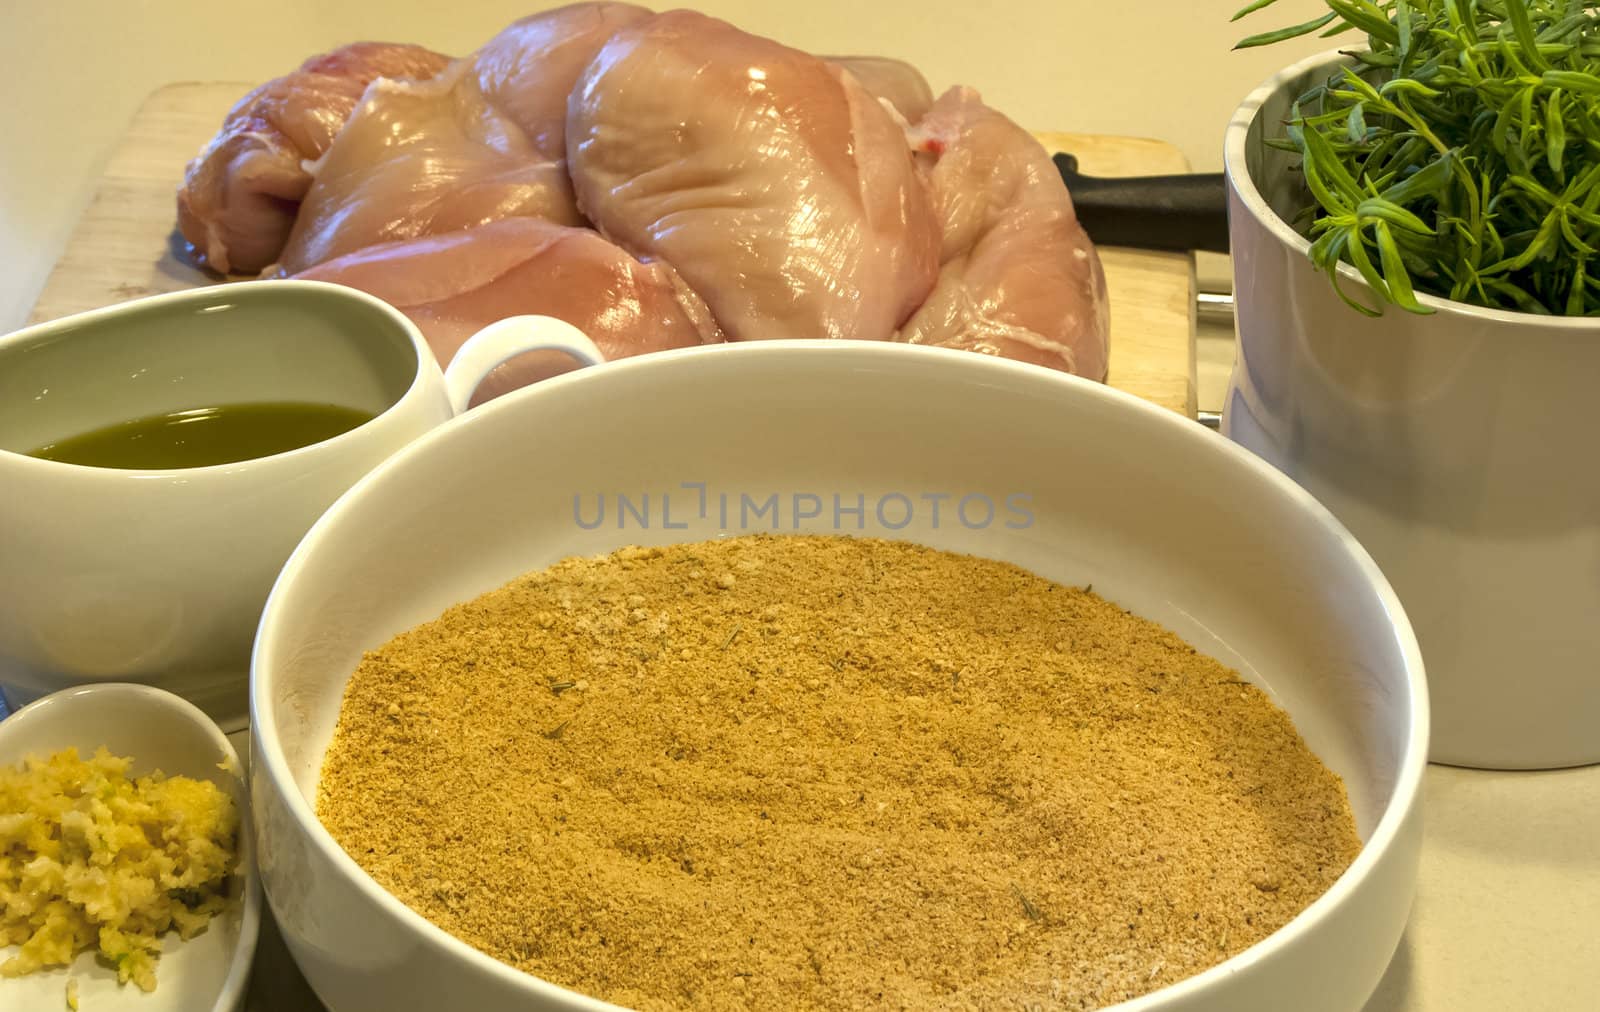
[251,341,1427,1011]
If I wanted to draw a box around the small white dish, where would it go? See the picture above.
[0,683,261,1011]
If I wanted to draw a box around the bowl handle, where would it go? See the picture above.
[442,315,606,414]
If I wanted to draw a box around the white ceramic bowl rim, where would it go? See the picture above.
[251,340,1430,1010]
[0,279,428,479]
[1224,45,1595,331]
[0,681,261,1011]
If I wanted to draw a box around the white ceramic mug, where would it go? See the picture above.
[1223,49,1600,769]
[0,280,601,730]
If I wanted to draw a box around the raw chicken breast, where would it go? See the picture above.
[897,87,1110,381]
[269,2,651,277]
[176,42,452,274]
[178,5,1114,395]
[293,217,722,404]
[471,2,653,158]
[267,62,584,277]
[826,56,935,123]
[567,10,941,343]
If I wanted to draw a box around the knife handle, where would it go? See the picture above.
[1053,153,1230,255]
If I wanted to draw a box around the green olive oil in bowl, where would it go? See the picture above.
[28,402,375,470]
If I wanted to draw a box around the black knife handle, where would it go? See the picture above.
[1053,152,1230,254]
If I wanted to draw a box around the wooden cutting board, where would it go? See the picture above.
[26,83,1197,417]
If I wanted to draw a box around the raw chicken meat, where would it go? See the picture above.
[566,9,941,343]
[827,56,935,123]
[471,2,652,158]
[176,42,452,274]
[270,2,651,276]
[266,62,584,276]
[293,217,722,403]
[897,87,1110,381]
[176,2,1113,402]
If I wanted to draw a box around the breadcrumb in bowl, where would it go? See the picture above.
[0,683,261,1011]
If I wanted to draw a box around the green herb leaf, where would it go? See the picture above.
[1231,0,1284,22]
[1547,90,1567,175]
[1556,208,1597,254]
[1542,69,1600,94]
[1235,10,1339,48]
[1345,221,1393,294]
[1375,220,1433,312]
[1504,0,1553,71]
[1326,0,1402,45]
[1396,0,1415,59]
[1378,151,1457,205]
[1301,118,1367,202]
[1357,196,1437,234]
[1347,102,1369,142]
[1378,78,1445,100]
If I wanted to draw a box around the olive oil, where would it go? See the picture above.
[28,401,376,469]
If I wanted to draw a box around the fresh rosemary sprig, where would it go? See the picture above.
[1234,0,1600,316]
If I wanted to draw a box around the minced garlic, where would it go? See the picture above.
[0,746,239,991]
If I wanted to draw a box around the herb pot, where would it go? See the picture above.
[1222,48,1600,770]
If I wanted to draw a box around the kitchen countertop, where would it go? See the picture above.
[3,3,1596,1010]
